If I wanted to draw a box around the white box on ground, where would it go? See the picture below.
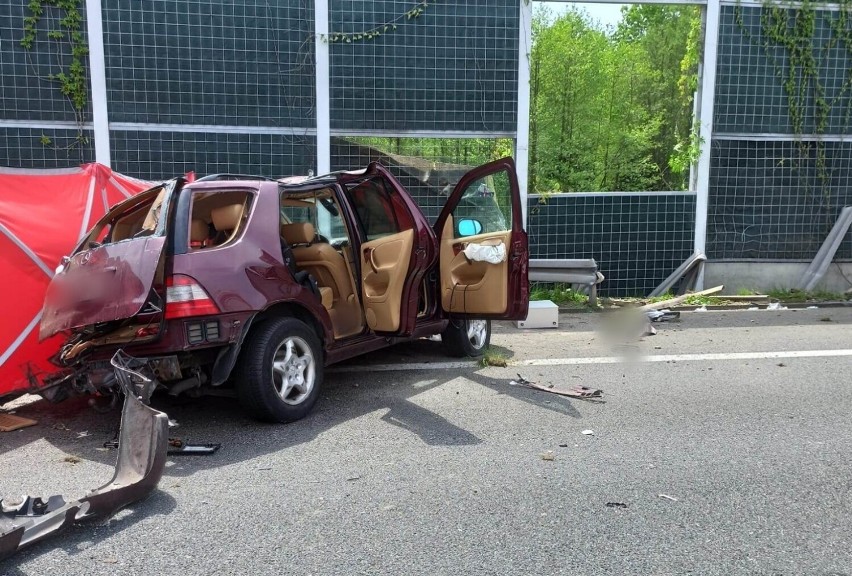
[517,300,558,329]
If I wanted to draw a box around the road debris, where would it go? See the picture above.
[605,502,628,509]
[105,436,220,456]
[540,451,555,461]
[509,374,603,400]
[646,309,680,323]
[767,302,788,311]
[167,439,221,456]
[0,350,169,562]
[638,285,723,311]
[63,455,82,464]
[581,429,594,436]
[658,494,679,502]
[694,306,708,312]
[0,413,37,432]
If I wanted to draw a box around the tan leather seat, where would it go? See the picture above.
[281,222,362,338]
[190,219,209,248]
[210,203,245,245]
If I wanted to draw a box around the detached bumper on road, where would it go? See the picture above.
[0,355,169,561]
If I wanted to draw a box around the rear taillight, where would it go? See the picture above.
[165,275,220,319]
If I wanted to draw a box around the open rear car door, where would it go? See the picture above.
[344,166,435,336]
[40,179,180,340]
[433,157,529,320]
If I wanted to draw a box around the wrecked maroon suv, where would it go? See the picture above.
[39,158,529,422]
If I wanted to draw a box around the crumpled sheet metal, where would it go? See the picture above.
[0,383,168,561]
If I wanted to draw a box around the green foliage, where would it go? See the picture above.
[479,347,508,368]
[529,283,590,307]
[734,0,852,208]
[668,121,703,178]
[530,5,700,193]
[668,13,704,186]
[326,0,431,44]
[346,136,513,167]
[20,0,89,149]
[766,288,849,302]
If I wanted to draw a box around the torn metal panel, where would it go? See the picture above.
[0,352,169,562]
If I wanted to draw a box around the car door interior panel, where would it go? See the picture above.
[360,228,415,332]
[439,216,510,314]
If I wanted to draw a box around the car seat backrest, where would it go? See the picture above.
[281,222,315,246]
[190,219,209,248]
[210,203,245,245]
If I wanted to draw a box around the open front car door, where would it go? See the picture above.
[433,157,529,320]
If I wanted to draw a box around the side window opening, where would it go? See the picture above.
[188,190,253,250]
[452,170,512,239]
[345,176,413,242]
[279,187,350,246]
[279,186,366,340]
[80,185,168,250]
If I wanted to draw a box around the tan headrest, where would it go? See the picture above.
[211,203,244,232]
[281,222,315,245]
[190,219,209,242]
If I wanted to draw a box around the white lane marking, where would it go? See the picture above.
[328,349,852,373]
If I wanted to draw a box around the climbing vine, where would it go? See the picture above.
[19,0,89,149]
[323,0,433,43]
[734,0,852,208]
[669,12,704,181]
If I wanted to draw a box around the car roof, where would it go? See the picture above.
[187,166,373,194]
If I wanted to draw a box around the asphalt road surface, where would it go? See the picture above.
[2,307,851,575]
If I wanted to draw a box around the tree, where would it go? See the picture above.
[529,5,700,193]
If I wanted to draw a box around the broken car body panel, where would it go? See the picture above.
[40,236,167,339]
[0,352,169,561]
[39,181,181,340]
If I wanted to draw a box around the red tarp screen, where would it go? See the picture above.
[0,164,152,399]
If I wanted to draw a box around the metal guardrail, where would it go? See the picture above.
[529,259,605,305]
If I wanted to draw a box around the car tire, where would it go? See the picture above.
[441,318,491,358]
[236,317,323,423]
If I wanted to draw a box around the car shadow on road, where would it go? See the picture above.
[0,339,591,566]
[1,339,586,475]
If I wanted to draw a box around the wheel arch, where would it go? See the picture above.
[254,302,327,353]
[210,301,328,386]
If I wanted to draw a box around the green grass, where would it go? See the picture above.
[529,282,590,307]
[630,291,718,306]
[736,287,760,296]
[479,347,508,368]
[766,288,848,302]
[645,292,674,304]
[681,294,714,305]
